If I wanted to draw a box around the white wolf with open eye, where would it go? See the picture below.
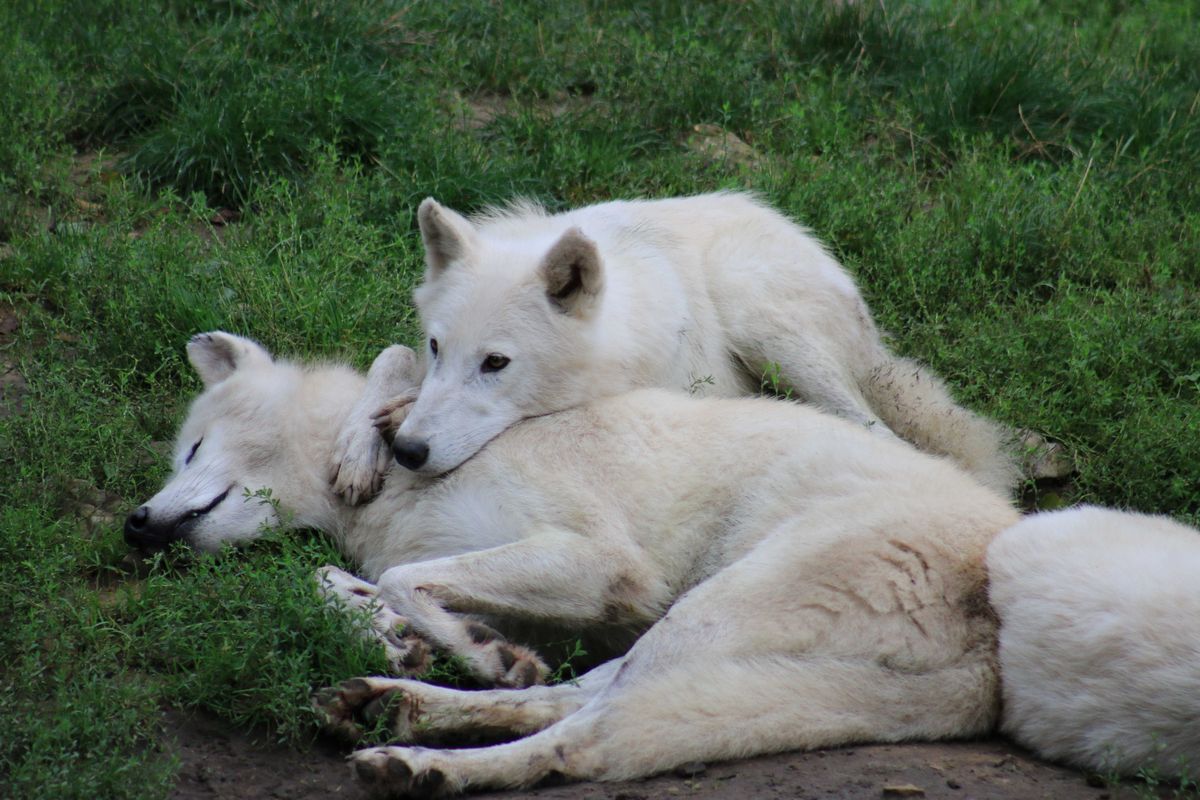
[364,191,1018,495]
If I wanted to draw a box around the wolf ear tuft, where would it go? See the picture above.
[418,198,475,275]
[187,331,273,387]
[539,227,604,317]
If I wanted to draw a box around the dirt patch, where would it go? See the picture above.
[0,302,17,337]
[684,124,765,170]
[450,90,600,132]
[165,710,363,800]
[165,711,1141,800]
[61,477,127,538]
[0,358,25,414]
[1,301,27,418]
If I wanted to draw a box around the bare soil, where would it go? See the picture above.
[0,301,26,420]
[165,709,1140,800]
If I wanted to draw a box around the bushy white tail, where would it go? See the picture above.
[988,506,1200,777]
[863,354,1019,495]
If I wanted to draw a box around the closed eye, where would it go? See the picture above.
[185,438,203,465]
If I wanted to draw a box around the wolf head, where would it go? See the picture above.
[125,333,416,554]
[392,198,605,476]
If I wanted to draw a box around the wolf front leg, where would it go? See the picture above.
[374,528,667,688]
[329,345,421,505]
[315,566,433,676]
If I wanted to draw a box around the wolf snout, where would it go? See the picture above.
[123,505,166,550]
[124,506,150,541]
[123,487,232,551]
[123,506,191,551]
[392,436,430,471]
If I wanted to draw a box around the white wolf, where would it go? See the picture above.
[368,192,1016,494]
[128,332,1200,793]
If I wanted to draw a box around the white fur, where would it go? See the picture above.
[988,506,1200,777]
[137,337,1199,794]
[389,192,1016,493]
[129,333,358,552]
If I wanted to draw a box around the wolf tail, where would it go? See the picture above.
[861,352,1019,495]
[988,506,1200,777]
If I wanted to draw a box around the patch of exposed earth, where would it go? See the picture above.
[166,710,1147,800]
[0,301,27,419]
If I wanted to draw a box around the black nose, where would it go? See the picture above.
[392,437,430,471]
[124,506,151,546]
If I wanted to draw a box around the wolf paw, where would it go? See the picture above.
[316,567,433,676]
[372,391,418,442]
[329,413,392,506]
[486,639,549,689]
[314,677,426,743]
[349,746,452,799]
[451,618,548,688]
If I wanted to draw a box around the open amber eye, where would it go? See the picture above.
[481,353,510,373]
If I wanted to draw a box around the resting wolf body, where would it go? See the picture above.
[127,333,1200,793]
[376,191,1017,494]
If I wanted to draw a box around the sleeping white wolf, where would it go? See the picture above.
[126,332,1200,794]
[336,191,1017,497]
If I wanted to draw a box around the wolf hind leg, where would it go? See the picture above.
[761,337,892,434]
[348,651,996,795]
[734,313,897,439]
[862,352,1018,494]
[316,660,622,745]
[738,307,1017,493]
[349,521,998,794]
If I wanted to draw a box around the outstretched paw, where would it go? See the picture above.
[489,639,549,689]
[314,677,419,743]
[439,617,549,688]
[349,746,451,799]
[316,566,433,676]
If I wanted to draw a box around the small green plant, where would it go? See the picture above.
[245,485,292,530]
[759,362,794,400]
[1096,738,1200,799]
[547,639,590,685]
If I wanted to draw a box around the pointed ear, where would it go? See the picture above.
[539,227,604,317]
[417,198,475,275]
[186,331,273,387]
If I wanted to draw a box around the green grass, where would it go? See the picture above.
[1,0,1199,797]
